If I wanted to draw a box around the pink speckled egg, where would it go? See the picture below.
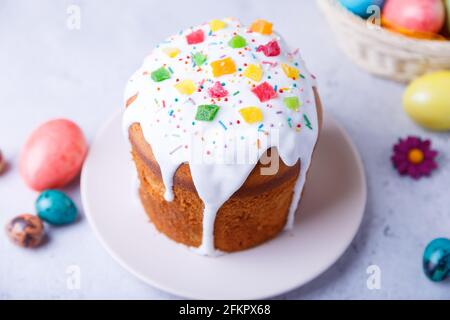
[383,0,446,34]
[20,119,88,191]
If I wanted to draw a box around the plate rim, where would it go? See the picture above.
[81,110,367,299]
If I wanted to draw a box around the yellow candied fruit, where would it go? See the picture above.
[281,63,300,80]
[243,64,263,82]
[162,47,180,58]
[175,80,196,95]
[249,19,273,35]
[210,57,236,77]
[209,19,226,32]
[239,106,263,124]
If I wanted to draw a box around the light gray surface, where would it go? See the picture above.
[0,0,449,300]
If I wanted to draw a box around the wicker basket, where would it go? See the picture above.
[317,0,450,83]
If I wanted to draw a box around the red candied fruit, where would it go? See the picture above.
[256,40,280,57]
[251,82,277,102]
[186,29,205,45]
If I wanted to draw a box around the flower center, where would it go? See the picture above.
[408,148,424,164]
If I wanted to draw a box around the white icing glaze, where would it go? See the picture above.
[123,18,319,255]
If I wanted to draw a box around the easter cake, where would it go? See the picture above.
[123,18,322,255]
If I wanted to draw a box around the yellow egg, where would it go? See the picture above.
[403,71,450,131]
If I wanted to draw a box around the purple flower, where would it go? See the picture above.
[391,136,438,179]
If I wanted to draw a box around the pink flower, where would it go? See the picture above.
[391,136,438,179]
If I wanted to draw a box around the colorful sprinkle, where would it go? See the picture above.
[218,120,228,130]
[169,145,183,155]
[287,117,293,128]
[261,61,278,68]
[125,92,139,108]
[303,114,312,129]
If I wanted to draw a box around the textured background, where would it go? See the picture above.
[1,0,449,299]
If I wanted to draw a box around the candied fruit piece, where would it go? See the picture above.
[281,63,300,80]
[251,82,277,102]
[208,81,228,98]
[283,96,301,111]
[195,104,220,121]
[228,35,247,48]
[243,64,263,82]
[209,19,226,32]
[192,52,207,67]
[186,29,205,45]
[249,19,273,35]
[151,67,171,82]
[175,80,196,95]
[162,47,180,58]
[210,57,236,77]
[239,107,263,124]
[256,40,280,57]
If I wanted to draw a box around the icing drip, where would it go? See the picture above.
[123,18,319,255]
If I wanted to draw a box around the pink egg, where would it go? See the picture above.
[20,119,88,191]
[383,0,445,34]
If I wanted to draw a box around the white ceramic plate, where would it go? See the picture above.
[81,111,366,299]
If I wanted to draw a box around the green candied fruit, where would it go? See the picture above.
[195,104,220,121]
[283,96,301,111]
[192,52,207,67]
[151,67,171,82]
[228,35,247,49]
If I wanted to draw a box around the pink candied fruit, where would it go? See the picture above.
[208,81,229,98]
[186,29,205,45]
[251,82,277,102]
[256,40,280,57]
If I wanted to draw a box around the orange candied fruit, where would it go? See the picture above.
[210,57,236,77]
[249,19,273,35]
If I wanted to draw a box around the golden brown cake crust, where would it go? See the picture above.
[129,88,323,252]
